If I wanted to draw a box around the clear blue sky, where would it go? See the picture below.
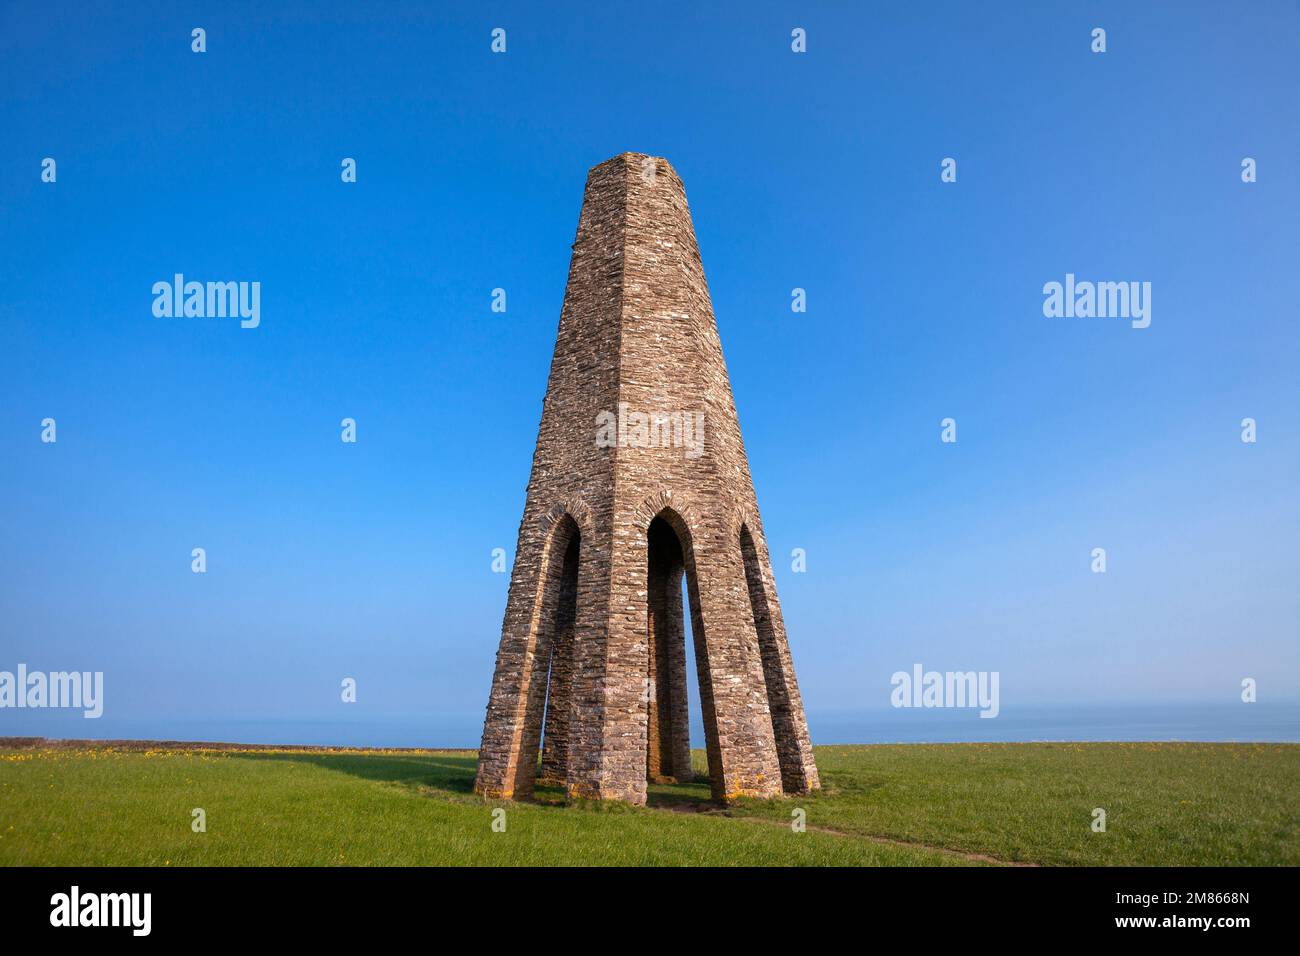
[1,2,1297,741]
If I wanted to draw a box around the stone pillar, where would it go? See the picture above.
[539,534,580,784]
[646,523,692,783]
[665,565,693,781]
[741,523,820,792]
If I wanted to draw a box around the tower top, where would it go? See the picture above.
[595,150,675,169]
[585,151,685,188]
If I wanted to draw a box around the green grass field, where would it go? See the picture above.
[1,742,1295,866]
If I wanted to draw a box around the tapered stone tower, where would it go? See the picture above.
[474,153,819,806]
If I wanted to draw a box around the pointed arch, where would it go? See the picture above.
[500,504,585,798]
[636,495,725,800]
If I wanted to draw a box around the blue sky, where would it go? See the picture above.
[1,2,1297,743]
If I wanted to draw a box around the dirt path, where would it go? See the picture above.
[653,799,1039,867]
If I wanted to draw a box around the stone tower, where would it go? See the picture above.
[474,152,819,806]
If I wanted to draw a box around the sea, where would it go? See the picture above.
[3,702,1297,748]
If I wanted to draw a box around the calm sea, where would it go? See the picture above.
[3,703,1297,748]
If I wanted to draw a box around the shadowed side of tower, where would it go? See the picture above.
[474,153,819,805]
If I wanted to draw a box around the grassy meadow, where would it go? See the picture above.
[1,741,1295,866]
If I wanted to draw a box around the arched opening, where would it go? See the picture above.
[511,514,580,798]
[740,523,798,793]
[539,527,580,784]
[645,511,723,799]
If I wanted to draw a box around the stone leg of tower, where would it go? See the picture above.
[474,513,577,800]
[645,532,694,784]
[645,549,672,782]
[665,568,693,781]
[694,522,787,799]
[740,521,820,793]
[538,626,575,783]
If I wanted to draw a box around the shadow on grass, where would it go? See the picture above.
[229,752,725,812]
[645,778,722,812]
[231,752,480,796]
